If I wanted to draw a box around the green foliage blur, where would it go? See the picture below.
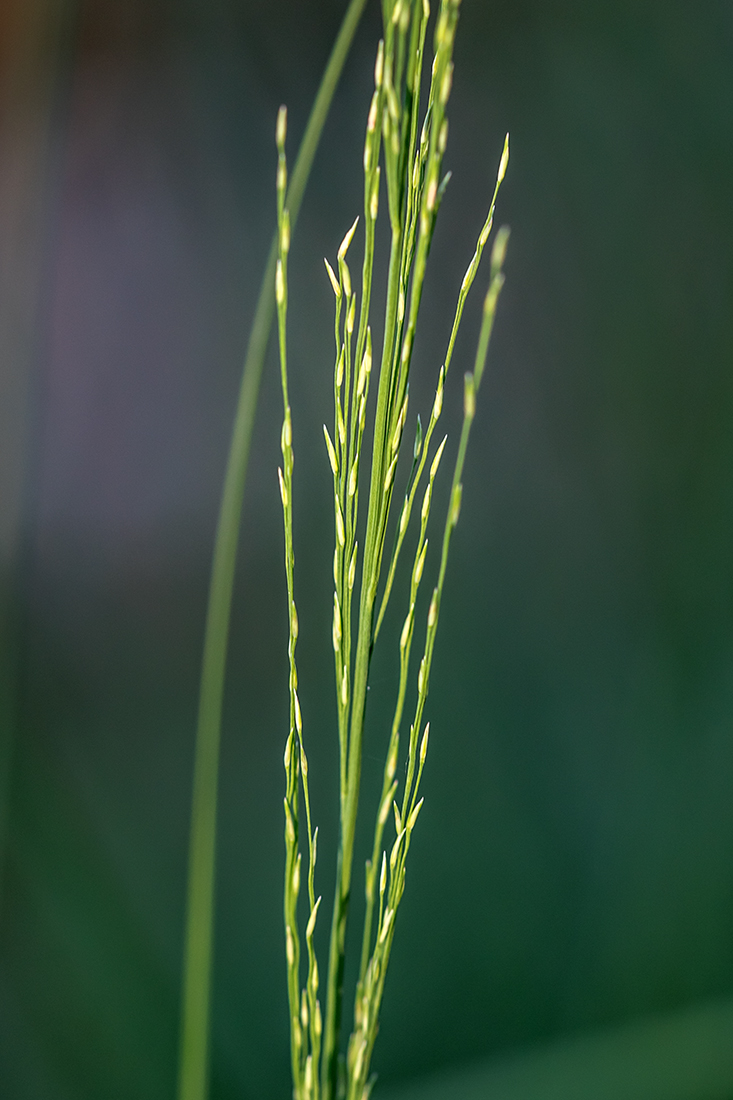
[1,1,732,1098]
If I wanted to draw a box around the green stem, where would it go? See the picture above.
[322,218,404,1100]
[177,4,369,1099]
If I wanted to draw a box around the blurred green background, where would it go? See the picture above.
[1,0,733,1097]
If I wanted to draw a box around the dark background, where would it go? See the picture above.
[1,1,733,1098]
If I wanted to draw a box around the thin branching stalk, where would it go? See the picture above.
[276,2,510,1099]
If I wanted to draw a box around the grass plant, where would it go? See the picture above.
[274,2,509,1097]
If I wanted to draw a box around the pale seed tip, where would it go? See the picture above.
[374,40,384,88]
[324,257,341,298]
[432,370,444,421]
[276,105,287,148]
[338,215,360,261]
[280,209,290,254]
[420,721,430,763]
[323,425,338,476]
[421,482,432,522]
[407,797,424,832]
[430,435,448,480]
[498,133,509,183]
[275,260,284,305]
[464,372,476,418]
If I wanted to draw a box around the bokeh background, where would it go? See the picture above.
[2,1,733,1098]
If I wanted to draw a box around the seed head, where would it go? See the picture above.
[374,39,384,88]
[421,482,431,523]
[432,367,444,420]
[378,787,393,825]
[357,344,370,397]
[281,408,292,450]
[464,372,476,418]
[386,738,398,782]
[348,456,359,497]
[335,497,345,547]
[427,588,438,628]
[400,607,413,651]
[348,543,357,590]
[367,91,378,134]
[415,539,428,585]
[389,830,403,872]
[280,209,290,254]
[370,168,380,220]
[440,63,453,105]
[323,425,338,476]
[324,258,341,298]
[438,119,448,154]
[420,721,430,763]
[450,482,462,527]
[353,1039,366,1082]
[332,592,342,652]
[379,907,394,944]
[275,259,285,304]
[338,215,359,261]
[276,104,287,149]
[407,797,424,832]
[306,896,321,939]
[497,133,509,183]
[399,498,409,536]
[383,454,398,493]
[430,435,447,480]
[278,467,287,506]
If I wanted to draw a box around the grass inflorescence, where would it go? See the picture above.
[275,2,509,1098]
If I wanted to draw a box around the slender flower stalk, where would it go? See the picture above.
[276,2,510,1098]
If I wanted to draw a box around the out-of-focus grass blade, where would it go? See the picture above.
[381,998,733,1100]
